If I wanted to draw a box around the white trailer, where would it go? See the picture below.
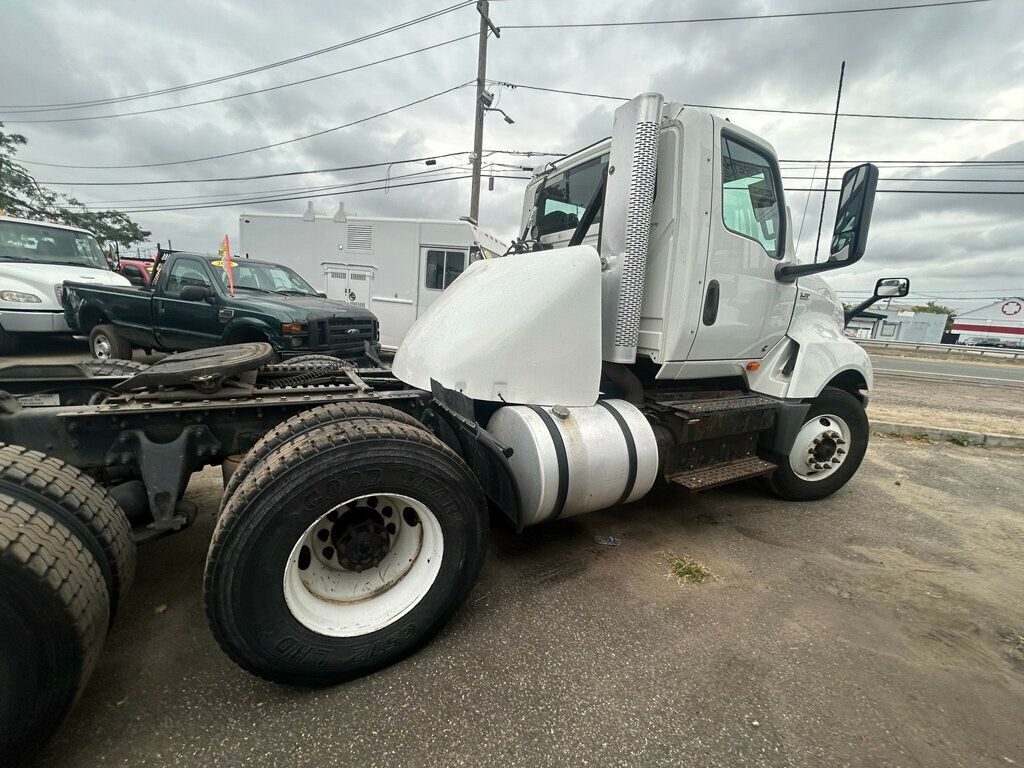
[238,204,506,350]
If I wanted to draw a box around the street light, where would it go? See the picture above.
[483,107,515,124]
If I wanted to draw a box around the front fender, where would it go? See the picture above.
[221,317,281,347]
[748,312,872,401]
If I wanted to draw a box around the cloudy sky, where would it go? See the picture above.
[2,0,1022,311]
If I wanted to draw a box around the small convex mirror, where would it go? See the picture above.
[830,163,879,264]
[874,277,909,299]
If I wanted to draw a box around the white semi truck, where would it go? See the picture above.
[0,93,908,757]
[201,93,906,683]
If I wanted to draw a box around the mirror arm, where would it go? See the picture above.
[775,259,849,284]
[843,296,881,326]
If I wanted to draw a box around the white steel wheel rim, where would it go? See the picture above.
[789,413,851,482]
[93,334,111,360]
[282,493,443,637]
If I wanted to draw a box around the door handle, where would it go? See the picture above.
[702,280,720,326]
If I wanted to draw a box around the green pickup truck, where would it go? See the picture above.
[63,251,379,360]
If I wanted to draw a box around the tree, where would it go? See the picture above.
[0,124,150,248]
[911,300,957,333]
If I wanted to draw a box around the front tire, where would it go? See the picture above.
[764,387,869,501]
[205,418,487,685]
[89,324,132,361]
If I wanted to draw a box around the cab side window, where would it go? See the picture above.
[721,136,783,259]
[164,259,213,298]
[536,155,608,239]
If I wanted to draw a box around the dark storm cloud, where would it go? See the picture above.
[2,0,1021,300]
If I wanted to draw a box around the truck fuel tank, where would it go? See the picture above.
[486,399,659,526]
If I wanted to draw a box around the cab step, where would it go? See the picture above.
[668,456,777,492]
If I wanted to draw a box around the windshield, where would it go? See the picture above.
[0,220,108,270]
[212,259,317,295]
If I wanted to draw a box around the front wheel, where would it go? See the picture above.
[764,387,869,501]
[204,418,488,685]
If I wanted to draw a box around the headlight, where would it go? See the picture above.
[0,290,43,303]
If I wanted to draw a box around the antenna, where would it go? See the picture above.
[813,60,845,264]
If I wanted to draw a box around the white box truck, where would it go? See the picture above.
[238,204,507,350]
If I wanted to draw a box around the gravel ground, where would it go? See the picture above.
[27,437,1024,768]
[868,374,1024,436]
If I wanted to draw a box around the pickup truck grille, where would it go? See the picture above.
[308,316,376,354]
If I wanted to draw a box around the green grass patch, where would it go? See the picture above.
[667,553,712,584]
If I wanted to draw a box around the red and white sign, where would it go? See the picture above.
[1002,300,1022,316]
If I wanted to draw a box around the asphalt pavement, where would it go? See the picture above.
[869,354,1024,386]
[26,438,1024,768]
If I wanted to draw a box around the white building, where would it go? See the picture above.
[238,203,507,350]
[951,298,1024,344]
[846,303,948,344]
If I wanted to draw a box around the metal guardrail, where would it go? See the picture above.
[857,339,1024,362]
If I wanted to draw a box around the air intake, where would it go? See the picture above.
[599,93,663,363]
[346,224,373,252]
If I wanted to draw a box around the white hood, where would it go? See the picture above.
[392,246,603,406]
[0,262,130,311]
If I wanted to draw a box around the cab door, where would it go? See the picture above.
[688,122,797,361]
[154,257,219,350]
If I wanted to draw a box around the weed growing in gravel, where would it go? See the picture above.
[667,554,711,584]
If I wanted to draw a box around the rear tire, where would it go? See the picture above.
[764,387,869,501]
[219,402,425,511]
[0,444,136,622]
[0,494,109,766]
[205,418,488,685]
[89,324,132,361]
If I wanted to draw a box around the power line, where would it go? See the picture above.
[0,35,477,124]
[35,149,559,187]
[492,81,1024,123]
[77,163,475,206]
[107,174,530,214]
[785,175,1024,182]
[785,186,1024,194]
[19,82,474,169]
[502,0,998,30]
[0,1,475,112]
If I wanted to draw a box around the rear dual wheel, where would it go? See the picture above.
[0,495,110,766]
[205,416,488,685]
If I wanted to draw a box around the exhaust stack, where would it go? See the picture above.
[600,93,663,364]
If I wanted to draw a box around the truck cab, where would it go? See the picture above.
[395,93,891,512]
[0,215,129,354]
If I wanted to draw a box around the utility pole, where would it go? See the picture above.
[469,1,499,224]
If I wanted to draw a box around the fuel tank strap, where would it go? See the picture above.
[527,405,569,520]
[597,400,638,506]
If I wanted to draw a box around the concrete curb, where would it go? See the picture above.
[872,421,1024,449]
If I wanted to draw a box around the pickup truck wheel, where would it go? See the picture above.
[220,402,425,512]
[0,443,136,623]
[89,325,132,361]
[205,418,487,686]
[0,494,109,766]
[764,387,869,501]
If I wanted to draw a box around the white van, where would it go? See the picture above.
[0,215,131,354]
